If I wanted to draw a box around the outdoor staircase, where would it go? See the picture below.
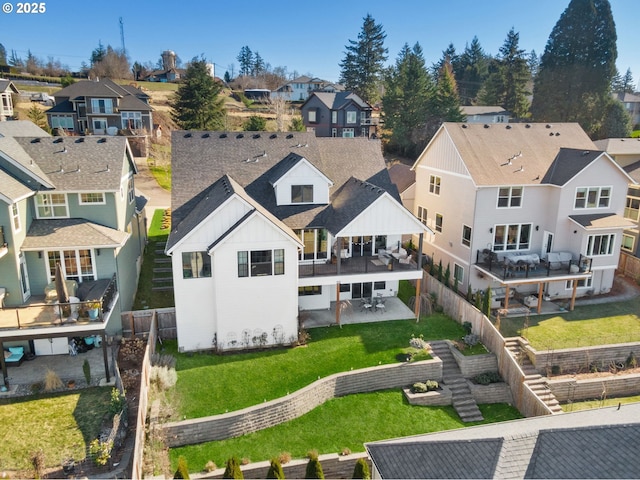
[429,341,484,422]
[504,337,563,414]
[151,242,174,292]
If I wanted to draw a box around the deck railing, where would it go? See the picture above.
[299,254,417,278]
[475,250,592,281]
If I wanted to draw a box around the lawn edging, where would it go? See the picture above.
[162,358,442,448]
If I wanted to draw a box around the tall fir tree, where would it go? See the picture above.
[170,57,226,130]
[237,46,253,76]
[431,60,465,122]
[0,43,6,66]
[456,37,489,105]
[339,14,388,104]
[383,42,433,158]
[531,0,617,136]
[431,43,459,78]
[253,52,265,76]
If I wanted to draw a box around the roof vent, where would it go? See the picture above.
[546,124,552,129]
[525,124,531,128]
[219,133,227,138]
[461,124,467,129]
[270,133,277,139]
[582,150,590,156]
[98,138,107,143]
[75,138,84,143]
[286,134,294,139]
[253,134,261,139]
[549,132,554,136]
[506,125,511,129]
[202,133,210,138]
[53,138,63,143]
[31,138,41,143]
[236,133,244,139]
[555,132,560,136]
[484,124,490,128]
[184,133,192,138]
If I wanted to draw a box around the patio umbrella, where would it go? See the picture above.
[55,262,69,304]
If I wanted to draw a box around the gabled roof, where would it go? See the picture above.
[305,92,371,110]
[170,132,398,236]
[594,137,640,155]
[21,218,129,250]
[367,403,640,479]
[0,79,19,94]
[387,163,415,194]
[51,78,152,111]
[421,123,602,187]
[15,136,134,191]
[269,152,332,188]
[541,148,603,186]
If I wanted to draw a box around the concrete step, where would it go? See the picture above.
[155,241,167,248]
[152,277,173,283]
[151,286,174,291]
[154,257,172,264]
[153,267,173,273]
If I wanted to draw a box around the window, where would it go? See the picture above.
[47,249,95,283]
[566,277,592,289]
[238,249,285,277]
[462,225,472,247]
[92,118,108,132]
[346,111,356,124]
[50,115,74,130]
[127,176,135,203]
[91,98,113,114]
[79,192,105,205]
[575,187,611,209]
[493,223,531,251]
[429,175,441,195]
[342,128,354,138]
[308,109,317,123]
[417,206,427,225]
[36,193,68,218]
[374,281,386,290]
[497,186,523,207]
[624,187,640,221]
[11,203,20,232]
[454,264,464,285]
[121,111,142,129]
[331,128,337,137]
[182,252,211,278]
[339,283,350,293]
[622,234,635,252]
[586,234,615,256]
[331,111,337,123]
[299,286,322,296]
[435,214,443,233]
[291,185,313,203]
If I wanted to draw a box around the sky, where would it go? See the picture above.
[1,0,638,86]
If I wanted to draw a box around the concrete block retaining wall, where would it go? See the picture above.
[526,342,640,375]
[163,359,442,448]
[548,373,640,402]
[449,346,499,378]
[403,386,453,406]
[469,382,513,404]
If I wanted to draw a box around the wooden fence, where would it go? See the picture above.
[422,272,553,417]
[618,251,640,280]
[121,307,176,341]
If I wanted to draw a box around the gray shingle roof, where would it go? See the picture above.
[21,218,129,250]
[15,136,131,191]
[169,132,397,238]
[568,213,636,229]
[541,148,603,186]
[388,163,415,194]
[594,137,640,155]
[308,92,371,110]
[51,78,151,111]
[0,79,19,94]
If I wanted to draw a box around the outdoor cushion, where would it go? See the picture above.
[8,347,23,355]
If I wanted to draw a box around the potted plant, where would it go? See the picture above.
[87,301,101,320]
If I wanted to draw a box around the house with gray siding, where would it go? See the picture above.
[0,121,146,377]
[0,79,19,120]
[301,92,378,138]
[412,122,634,312]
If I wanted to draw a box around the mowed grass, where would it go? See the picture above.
[165,314,467,419]
[498,297,640,350]
[169,391,522,472]
[0,387,112,470]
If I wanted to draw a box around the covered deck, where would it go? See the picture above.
[299,254,419,278]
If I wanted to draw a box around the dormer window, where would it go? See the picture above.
[292,185,313,203]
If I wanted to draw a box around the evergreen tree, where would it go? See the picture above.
[339,14,388,104]
[478,29,530,118]
[90,41,107,66]
[253,52,265,76]
[304,454,324,479]
[224,71,232,83]
[9,49,22,68]
[266,458,285,479]
[0,43,6,66]
[431,43,458,78]
[597,99,632,138]
[237,46,253,76]
[352,458,370,479]
[612,68,635,94]
[531,0,617,137]
[289,116,305,132]
[456,37,489,104]
[426,59,465,139]
[223,456,243,479]
[170,57,226,130]
[27,104,49,132]
[243,115,267,131]
[61,74,75,88]
[383,42,433,158]
[527,50,540,80]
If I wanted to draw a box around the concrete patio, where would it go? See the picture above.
[301,297,417,329]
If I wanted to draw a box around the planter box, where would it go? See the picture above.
[449,343,499,378]
[403,386,452,406]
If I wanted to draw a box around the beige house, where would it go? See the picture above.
[412,122,635,312]
[0,79,19,120]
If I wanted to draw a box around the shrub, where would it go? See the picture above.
[151,353,177,369]
[472,371,503,385]
[462,322,472,335]
[305,453,324,479]
[31,449,45,479]
[463,334,480,347]
[109,387,127,416]
[412,382,428,393]
[341,447,351,456]
[223,456,243,479]
[83,359,91,385]
[204,461,217,473]
[174,456,190,479]
[266,458,285,479]
[151,365,178,390]
[89,438,113,467]
[352,458,371,479]
[278,452,292,464]
[44,369,63,391]
[409,334,427,350]
[426,380,439,391]
[626,352,638,368]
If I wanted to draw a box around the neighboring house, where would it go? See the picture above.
[367,403,640,479]
[271,76,340,102]
[412,122,634,310]
[388,163,416,213]
[0,79,19,120]
[0,121,146,372]
[166,132,429,353]
[301,92,379,138]
[460,105,511,124]
[594,137,640,256]
[46,77,153,135]
[614,92,640,127]
[143,68,186,83]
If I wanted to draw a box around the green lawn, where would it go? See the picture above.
[164,315,466,419]
[0,387,112,470]
[148,144,172,191]
[169,391,522,473]
[562,396,640,412]
[497,297,640,350]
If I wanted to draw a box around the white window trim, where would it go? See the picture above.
[462,224,472,248]
[586,233,616,256]
[91,98,114,114]
[497,186,523,208]
[78,192,106,205]
[417,206,428,226]
[11,203,20,233]
[429,175,441,196]
[625,187,640,221]
[35,193,69,219]
[453,263,464,285]
[342,128,354,138]
[565,277,592,290]
[346,111,357,124]
[46,249,97,283]
[493,223,532,251]
[574,186,612,209]
[435,213,443,233]
[621,233,635,252]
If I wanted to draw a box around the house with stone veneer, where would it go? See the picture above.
[166,132,429,352]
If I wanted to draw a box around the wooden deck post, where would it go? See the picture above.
[504,285,511,311]
[537,283,544,314]
[0,341,7,389]
[570,280,578,311]
[102,333,110,382]
[414,278,421,319]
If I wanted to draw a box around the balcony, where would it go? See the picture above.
[0,275,117,331]
[475,249,592,282]
[299,254,419,278]
[360,117,380,126]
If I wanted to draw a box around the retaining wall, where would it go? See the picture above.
[163,358,442,448]
[449,347,499,378]
[548,373,640,402]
